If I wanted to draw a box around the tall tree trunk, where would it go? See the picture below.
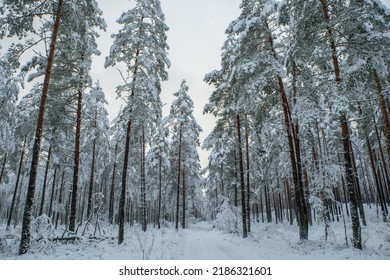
[69,77,84,233]
[373,117,390,200]
[118,46,140,241]
[141,126,147,232]
[221,163,225,196]
[265,22,308,240]
[109,143,118,225]
[340,115,362,249]
[0,153,7,185]
[87,139,96,219]
[366,134,388,221]
[175,123,183,230]
[349,140,366,226]
[236,114,248,238]
[118,119,132,244]
[373,70,390,157]
[245,115,251,233]
[182,161,186,229]
[319,0,362,249]
[48,168,57,219]
[19,0,64,255]
[234,151,238,207]
[39,145,52,216]
[55,170,65,229]
[7,139,26,230]
[157,151,162,229]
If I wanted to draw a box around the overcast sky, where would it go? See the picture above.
[93,0,242,168]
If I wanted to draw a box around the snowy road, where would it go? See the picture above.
[182,222,258,260]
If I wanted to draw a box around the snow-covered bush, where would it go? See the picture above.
[212,197,240,235]
[31,214,53,240]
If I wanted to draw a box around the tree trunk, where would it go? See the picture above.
[373,69,390,157]
[221,163,225,196]
[141,126,147,232]
[157,152,162,229]
[109,143,118,225]
[118,119,132,244]
[236,114,247,238]
[69,77,84,233]
[7,139,26,230]
[319,0,362,249]
[265,21,308,239]
[87,139,96,219]
[175,123,182,230]
[373,117,390,200]
[366,134,388,221]
[19,0,63,255]
[39,145,52,216]
[48,168,57,218]
[0,153,7,185]
[349,140,366,226]
[234,151,238,207]
[340,115,362,249]
[55,170,65,229]
[182,161,186,229]
[245,115,251,233]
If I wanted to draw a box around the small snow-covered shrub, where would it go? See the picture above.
[213,197,241,234]
[31,214,53,240]
[29,215,56,255]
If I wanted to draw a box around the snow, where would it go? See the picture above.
[0,206,389,260]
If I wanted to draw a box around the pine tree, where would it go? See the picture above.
[165,80,202,230]
[105,0,169,243]
[17,0,64,255]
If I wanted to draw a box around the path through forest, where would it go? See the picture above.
[181,222,260,259]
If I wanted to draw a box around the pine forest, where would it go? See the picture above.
[0,0,389,259]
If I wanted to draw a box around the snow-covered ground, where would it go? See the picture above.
[0,207,389,260]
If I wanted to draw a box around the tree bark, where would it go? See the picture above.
[319,0,361,249]
[373,70,390,157]
[373,117,390,200]
[87,139,96,219]
[118,119,132,244]
[19,0,63,255]
[245,115,251,233]
[141,126,147,232]
[69,77,84,233]
[7,139,26,230]
[182,161,186,229]
[48,167,57,218]
[236,114,248,238]
[340,115,362,249]
[264,19,308,240]
[39,145,52,216]
[157,151,162,229]
[175,123,182,230]
[109,143,118,225]
[0,153,7,185]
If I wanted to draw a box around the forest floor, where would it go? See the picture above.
[0,206,389,260]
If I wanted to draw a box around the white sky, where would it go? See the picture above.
[93,0,242,168]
